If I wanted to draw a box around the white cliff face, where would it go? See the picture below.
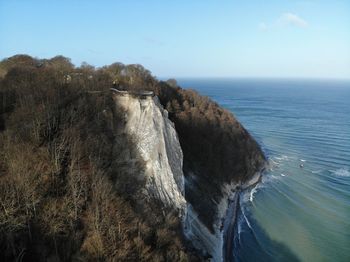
[184,180,239,261]
[113,92,186,213]
[184,173,262,262]
[112,91,263,261]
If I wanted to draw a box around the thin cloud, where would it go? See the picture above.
[258,22,268,31]
[280,13,308,28]
[258,13,308,32]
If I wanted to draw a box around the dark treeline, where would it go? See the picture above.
[155,83,265,231]
[0,55,196,261]
[0,55,264,261]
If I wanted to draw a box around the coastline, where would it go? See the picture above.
[222,171,263,262]
[183,170,264,262]
[223,192,240,262]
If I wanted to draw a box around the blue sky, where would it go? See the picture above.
[1,0,349,79]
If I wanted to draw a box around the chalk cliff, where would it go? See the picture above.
[0,55,266,261]
[112,91,186,213]
[112,89,265,261]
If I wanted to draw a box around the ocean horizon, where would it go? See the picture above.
[164,77,350,83]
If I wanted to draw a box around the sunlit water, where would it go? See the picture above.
[177,78,350,262]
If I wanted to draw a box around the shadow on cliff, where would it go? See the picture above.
[155,81,266,233]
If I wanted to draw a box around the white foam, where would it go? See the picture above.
[300,159,307,162]
[272,155,293,167]
[312,170,322,174]
[267,160,278,172]
[281,174,286,177]
[330,168,350,177]
[274,157,283,161]
[270,159,278,165]
[249,184,259,202]
[237,216,243,242]
[241,206,252,230]
[260,174,281,187]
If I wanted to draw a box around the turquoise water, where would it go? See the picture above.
[177,79,350,262]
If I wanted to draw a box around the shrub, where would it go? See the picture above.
[0,55,195,261]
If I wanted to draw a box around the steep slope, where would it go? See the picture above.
[154,82,266,260]
[110,87,266,261]
[115,84,266,261]
[0,58,195,261]
[0,55,266,261]
[112,90,186,213]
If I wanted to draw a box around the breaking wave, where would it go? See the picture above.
[190,79,350,261]
[330,168,350,177]
[249,184,259,202]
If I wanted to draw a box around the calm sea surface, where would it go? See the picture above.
[177,78,350,262]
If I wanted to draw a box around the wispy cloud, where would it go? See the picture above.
[279,13,308,28]
[258,22,268,31]
[259,13,308,31]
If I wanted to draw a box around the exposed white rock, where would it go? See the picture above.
[184,172,262,261]
[113,92,186,213]
[184,202,224,261]
[112,90,263,261]
[183,180,238,261]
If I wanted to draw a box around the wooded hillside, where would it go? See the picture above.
[0,55,264,261]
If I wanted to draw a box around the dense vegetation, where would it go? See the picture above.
[0,55,196,261]
[155,83,265,230]
[0,54,264,260]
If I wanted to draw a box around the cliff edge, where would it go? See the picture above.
[111,86,266,261]
[0,55,265,261]
[112,90,186,214]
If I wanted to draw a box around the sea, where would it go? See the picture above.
[177,78,350,262]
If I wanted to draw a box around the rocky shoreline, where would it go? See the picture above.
[222,171,264,262]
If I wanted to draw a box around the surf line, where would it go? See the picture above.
[222,173,263,262]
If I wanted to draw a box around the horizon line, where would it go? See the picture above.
[159,76,350,81]
[1,54,349,82]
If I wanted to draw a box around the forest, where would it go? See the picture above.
[0,55,264,261]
